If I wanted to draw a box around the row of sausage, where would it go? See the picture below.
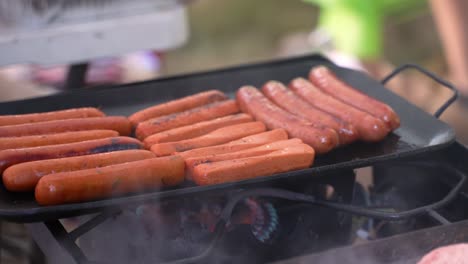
[0,66,399,206]
[132,66,399,155]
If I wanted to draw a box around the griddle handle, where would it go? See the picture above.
[381,64,459,118]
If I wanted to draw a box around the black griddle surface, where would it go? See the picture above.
[0,54,455,222]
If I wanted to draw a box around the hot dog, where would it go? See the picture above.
[192,144,315,186]
[309,66,400,130]
[236,86,338,154]
[0,136,143,173]
[289,78,390,142]
[150,121,266,156]
[178,129,289,160]
[0,130,119,151]
[3,150,155,192]
[143,113,253,148]
[35,155,185,206]
[0,116,132,137]
[135,100,239,140]
[261,81,359,145]
[0,107,105,126]
[129,90,227,127]
[185,139,304,180]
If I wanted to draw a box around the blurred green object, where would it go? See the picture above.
[304,0,427,59]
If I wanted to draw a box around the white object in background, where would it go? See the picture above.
[0,1,188,66]
[276,29,365,73]
[307,29,365,72]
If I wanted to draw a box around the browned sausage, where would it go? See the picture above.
[35,155,185,206]
[289,78,390,142]
[178,129,289,160]
[0,107,105,126]
[150,122,266,156]
[3,150,155,192]
[0,137,143,173]
[192,145,315,186]
[135,100,239,140]
[0,116,132,137]
[309,66,400,130]
[185,138,304,180]
[143,113,253,148]
[129,90,227,126]
[0,130,119,151]
[236,86,338,154]
[262,81,359,145]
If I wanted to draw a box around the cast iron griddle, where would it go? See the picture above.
[0,54,456,222]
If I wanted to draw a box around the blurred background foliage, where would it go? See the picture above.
[166,0,318,74]
[165,0,444,75]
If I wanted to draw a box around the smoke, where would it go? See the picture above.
[76,196,230,264]
[52,163,462,264]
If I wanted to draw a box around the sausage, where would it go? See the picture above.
[289,78,390,142]
[3,150,155,192]
[0,116,132,137]
[0,137,143,173]
[185,138,304,168]
[150,122,266,156]
[178,129,289,160]
[129,90,227,127]
[143,113,253,148]
[0,130,119,151]
[35,155,185,206]
[236,86,338,154]
[192,144,315,186]
[309,66,400,130]
[0,107,105,127]
[185,139,304,180]
[135,100,239,140]
[262,81,359,145]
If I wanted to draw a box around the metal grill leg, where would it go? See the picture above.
[64,63,89,90]
[43,220,87,264]
[26,223,77,264]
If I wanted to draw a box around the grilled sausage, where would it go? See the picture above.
[309,66,400,130]
[0,107,105,127]
[185,139,304,180]
[192,145,315,186]
[178,129,289,160]
[150,122,266,156]
[135,100,239,140]
[0,130,119,151]
[129,90,227,127]
[236,86,338,154]
[0,137,143,173]
[35,155,185,206]
[143,113,253,148]
[289,78,390,142]
[3,150,155,192]
[262,81,359,145]
[0,116,132,137]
